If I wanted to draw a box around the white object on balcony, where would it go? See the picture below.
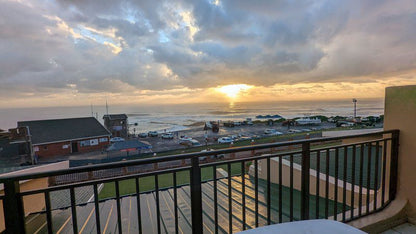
[237,220,365,234]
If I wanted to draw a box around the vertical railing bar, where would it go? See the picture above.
[115,180,123,234]
[325,149,330,219]
[254,159,259,227]
[366,143,372,214]
[359,143,364,217]
[334,147,339,220]
[227,163,233,234]
[155,175,161,234]
[389,131,400,201]
[290,154,294,222]
[241,162,246,231]
[190,157,203,234]
[173,172,179,234]
[135,177,143,234]
[279,156,283,223]
[381,139,387,207]
[316,150,320,219]
[342,146,348,222]
[267,157,271,225]
[351,145,356,220]
[70,187,78,234]
[3,180,25,234]
[374,141,380,211]
[93,184,101,234]
[44,191,53,234]
[213,165,218,234]
[301,142,310,220]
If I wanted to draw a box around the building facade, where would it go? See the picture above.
[103,114,128,138]
[18,117,111,158]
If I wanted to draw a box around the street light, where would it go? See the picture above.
[353,98,357,120]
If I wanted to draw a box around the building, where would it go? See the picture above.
[0,126,32,165]
[103,114,128,138]
[17,117,111,158]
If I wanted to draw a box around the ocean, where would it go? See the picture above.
[0,99,384,133]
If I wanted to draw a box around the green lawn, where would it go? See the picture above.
[98,162,243,199]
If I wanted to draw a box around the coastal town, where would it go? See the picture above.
[0,109,383,170]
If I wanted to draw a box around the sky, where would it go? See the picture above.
[0,0,416,107]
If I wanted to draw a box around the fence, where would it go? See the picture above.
[0,129,399,233]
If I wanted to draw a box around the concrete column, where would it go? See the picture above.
[384,85,416,222]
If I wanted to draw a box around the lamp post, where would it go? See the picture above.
[353,98,357,120]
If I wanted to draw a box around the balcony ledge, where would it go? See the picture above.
[348,199,408,234]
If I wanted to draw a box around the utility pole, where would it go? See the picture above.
[353,98,357,120]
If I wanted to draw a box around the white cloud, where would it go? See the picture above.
[0,0,416,106]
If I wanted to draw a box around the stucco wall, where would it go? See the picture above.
[0,161,69,232]
[384,85,416,222]
[249,157,374,208]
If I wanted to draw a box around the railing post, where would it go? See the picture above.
[389,130,400,200]
[3,180,26,234]
[190,157,203,234]
[301,142,310,220]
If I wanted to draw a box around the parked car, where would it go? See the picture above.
[181,139,201,147]
[110,137,125,143]
[138,133,147,138]
[179,136,193,145]
[288,129,302,133]
[161,132,174,139]
[233,121,242,126]
[218,137,233,144]
[148,131,158,137]
[264,129,283,135]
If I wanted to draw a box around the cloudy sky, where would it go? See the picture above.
[1,0,415,107]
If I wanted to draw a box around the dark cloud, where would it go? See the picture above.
[1,0,416,99]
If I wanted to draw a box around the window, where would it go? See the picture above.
[99,137,108,142]
[90,139,98,146]
[80,140,90,147]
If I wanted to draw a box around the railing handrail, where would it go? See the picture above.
[0,129,398,182]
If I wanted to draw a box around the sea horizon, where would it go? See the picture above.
[0,98,384,132]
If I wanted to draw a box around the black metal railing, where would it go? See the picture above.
[0,130,399,234]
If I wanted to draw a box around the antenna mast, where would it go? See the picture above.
[106,99,109,115]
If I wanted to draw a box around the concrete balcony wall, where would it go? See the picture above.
[0,161,69,232]
[384,85,416,222]
[249,157,375,208]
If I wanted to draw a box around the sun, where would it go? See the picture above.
[217,84,252,99]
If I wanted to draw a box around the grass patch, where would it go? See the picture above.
[98,162,244,199]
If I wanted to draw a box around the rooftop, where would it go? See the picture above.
[18,117,110,145]
[103,114,128,120]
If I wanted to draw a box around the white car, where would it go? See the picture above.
[110,137,125,143]
[179,136,193,144]
[264,129,283,135]
[161,132,174,139]
[218,137,233,144]
[233,121,242,126]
